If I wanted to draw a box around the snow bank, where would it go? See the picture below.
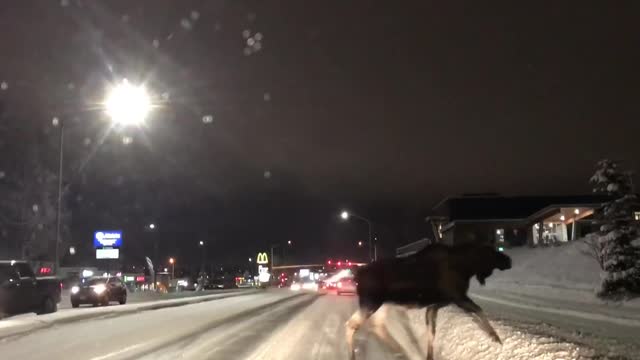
[381,305,595,360]
[490,242,601,292]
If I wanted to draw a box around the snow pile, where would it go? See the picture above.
[389,305,596,360]
[488,241,601,292]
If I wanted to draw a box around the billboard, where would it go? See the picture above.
[94,231,122,249]
[96,248,119,259]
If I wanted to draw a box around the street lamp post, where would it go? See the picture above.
[53,80,152,273]
[169,257,175,279]
[340,210,375,262]
[198,241,205,274]
[54,120,64,273]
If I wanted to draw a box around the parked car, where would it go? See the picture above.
[0,260,61,316]
[336,277,357,295]
[70,276,127,307]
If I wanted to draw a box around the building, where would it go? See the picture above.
[427,194,614,248]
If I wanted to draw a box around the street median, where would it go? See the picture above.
[0,288,258,340]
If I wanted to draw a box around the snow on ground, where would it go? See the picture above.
[478,241,640,308]
[382,305,598,360]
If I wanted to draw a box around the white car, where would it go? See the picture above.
[336,277,357,295]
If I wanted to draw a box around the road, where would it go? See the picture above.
[0,289,634,360]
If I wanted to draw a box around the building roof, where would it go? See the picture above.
[432,194,611,221]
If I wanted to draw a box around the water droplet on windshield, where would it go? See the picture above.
[247,38,256,46]
[252,42,262,51]
[32,204,39,212]
[242,29,251,39]
[0,171,5,179]
[263,93,271,102]
[121,14,130,23]
[152,39,160,48]
[180,18,192,30]
[264,170,271,179]
[190,10,200,20]
[52,117,60,127]
[254,32,263,41]
[1,81,8,91]
[243,47,252,56]
[60,0,69,6]
[83,137,91,146]
[202,115,214,124]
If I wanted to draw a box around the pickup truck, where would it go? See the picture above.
[0,260,61,317]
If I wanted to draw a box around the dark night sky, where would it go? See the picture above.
[1,1,639,267]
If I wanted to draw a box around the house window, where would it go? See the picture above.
[495,229,505,243]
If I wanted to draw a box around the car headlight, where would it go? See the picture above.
[290,283,300,291]
[71,286,80,294]
[92,284,106,294]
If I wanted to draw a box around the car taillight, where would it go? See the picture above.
[337,282,342,288]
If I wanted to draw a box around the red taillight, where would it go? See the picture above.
[327,260,332,265]
[337,261,342,266]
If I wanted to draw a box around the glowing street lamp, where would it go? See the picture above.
[340,210,375,262]
[105,79,151,126]
[169,257,175,279]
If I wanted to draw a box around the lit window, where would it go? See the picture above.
[495,229,505,243]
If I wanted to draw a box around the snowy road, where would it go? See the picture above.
[0,288,621,360]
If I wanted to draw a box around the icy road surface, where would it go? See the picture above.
[0,289,624,360]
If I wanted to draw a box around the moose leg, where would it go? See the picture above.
[368,305,410,358]
[346,308,373,360]
[456,297,502,344]
[425,305,440,360]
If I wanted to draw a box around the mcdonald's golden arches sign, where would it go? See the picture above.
[256,252,269,265]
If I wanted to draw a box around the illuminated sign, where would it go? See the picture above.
[93,231,123,249]
[135,276,146,282]
[258,265,270,283]
[124,276,135,282]
[299,269,310,278]
[96,248,119,259]
[256,252,269,264]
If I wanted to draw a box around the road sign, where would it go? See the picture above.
[96,248,119,259]
[94,231,123,249]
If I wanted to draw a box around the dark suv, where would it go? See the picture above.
[70,276,127,307]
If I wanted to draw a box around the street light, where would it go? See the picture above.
[104,79,151,126]
[149,223,155,229]
[248,257,253,262]
[53,81,153,273]
[358,241,363,247]
[340,210,375,262]
[287,240,292,245]
[169,257,175,279]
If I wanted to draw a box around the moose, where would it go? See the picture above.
[345,243,512,360]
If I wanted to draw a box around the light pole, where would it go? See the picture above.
[53,79,151,272]
[169,257,175,279]
[198,241,205,274]
[340,210,375,262]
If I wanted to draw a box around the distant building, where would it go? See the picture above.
[426,194,615,248]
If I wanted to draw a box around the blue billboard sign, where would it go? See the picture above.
[93,231,123,249]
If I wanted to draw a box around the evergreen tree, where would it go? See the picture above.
[590,159,640,297]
